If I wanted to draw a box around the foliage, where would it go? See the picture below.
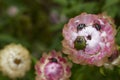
[0,0,120,80]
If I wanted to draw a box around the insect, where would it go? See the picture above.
[50,58,58,63]
[74,36,86,50]
[93,23,101,31]
[77,24,86,31]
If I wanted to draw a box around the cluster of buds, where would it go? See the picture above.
[0,43,31,79]
[62,13,117,66]
[35,50,72,80]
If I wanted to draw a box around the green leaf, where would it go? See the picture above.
[53,0,68,6]
[63,2,97,15]
[0,34,18,43]
[103,0,119,8]
[99,67,106,76]
[105,6,119,17]
[115,27,120,46]
[31,56,37,64]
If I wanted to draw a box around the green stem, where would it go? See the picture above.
[31,56,37,64]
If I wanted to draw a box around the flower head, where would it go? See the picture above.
[0,43,31,78]
[7,6,19,17]
[35,50,72,80]
[62,13,116,66]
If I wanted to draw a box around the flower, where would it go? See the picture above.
[62,13,117,66]
[0,43,31,78]
[49,10,67,24]
[35,50,72,80]
[7,6,19,17]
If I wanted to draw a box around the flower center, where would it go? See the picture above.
[44,63,64,80]
[14,58,21,65]
[87,35,91,40]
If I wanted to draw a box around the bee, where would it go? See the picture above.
[74,36,86,50]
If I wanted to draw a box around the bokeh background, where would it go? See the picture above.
[0,0,120,80]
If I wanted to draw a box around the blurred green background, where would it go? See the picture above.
[0,0,120,80]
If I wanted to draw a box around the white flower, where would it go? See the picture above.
[7,6,19,17]
[0,43,31,78]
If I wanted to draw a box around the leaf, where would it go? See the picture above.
[103,0,119,8]
[31,56,37,65]
[0,34,30,49]
[115,27,120,46]
[0,34,18,43]
[63,2,97,15]
[0,73,9,80]
[53,0,68,6]
[99,67,106,76]
[103,5,119,17]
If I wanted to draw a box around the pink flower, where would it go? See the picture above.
[35,50,72,80]
[62,13,117,66]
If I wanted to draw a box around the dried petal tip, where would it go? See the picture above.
[0,43,31,79]
[104,47,120,69]
[62,13,117,66]
[35,50,72,80]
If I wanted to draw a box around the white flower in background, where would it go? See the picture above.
[0,43,31,79]
[7,6,19,17]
